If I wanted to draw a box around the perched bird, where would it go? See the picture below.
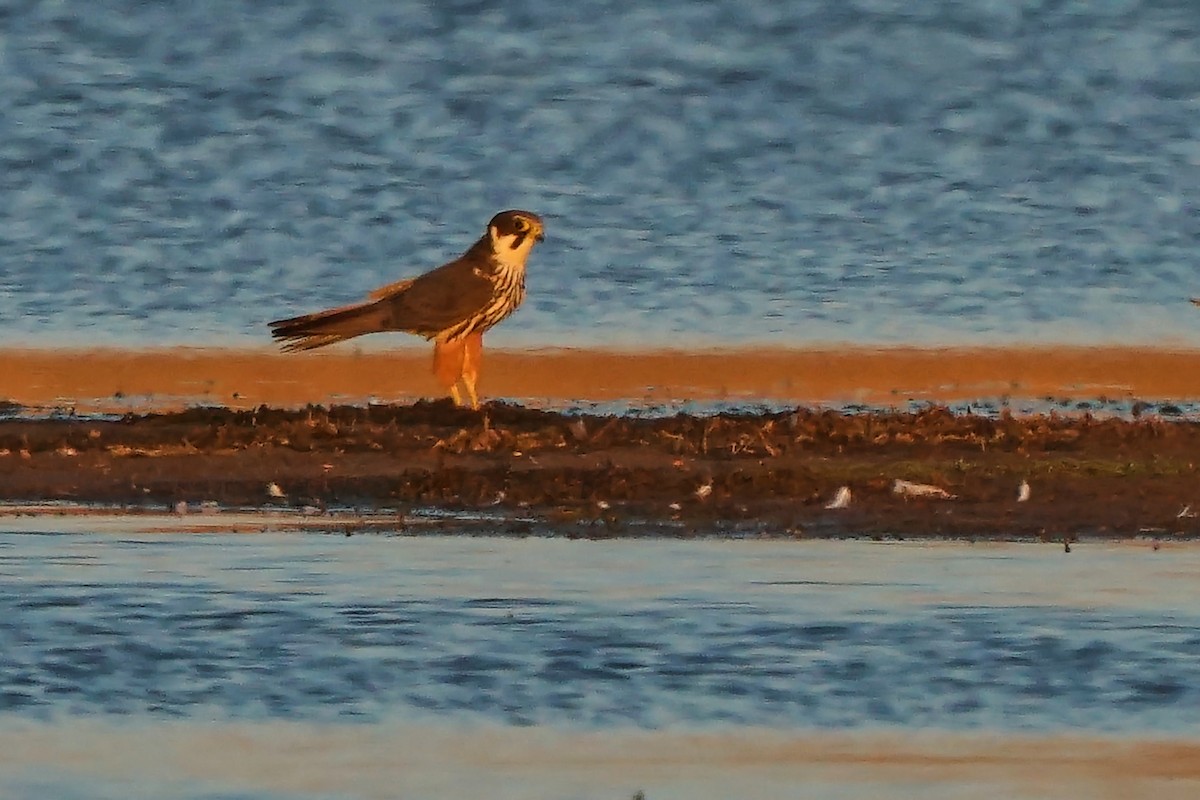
[269,210,545,409]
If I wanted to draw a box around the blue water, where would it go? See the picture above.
[2,0,1199,349]
[1,531,1198,732]
[1,530,1199,798]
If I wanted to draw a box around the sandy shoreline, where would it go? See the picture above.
[2,720,1198,799]
[4,345,1200,412]
[2,345,1199,537]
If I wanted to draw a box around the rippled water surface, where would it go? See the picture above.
[3,0,1199,349]
[1,529,1199,798]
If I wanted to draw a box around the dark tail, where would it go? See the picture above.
[269,300,391,352]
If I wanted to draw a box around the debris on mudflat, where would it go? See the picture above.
[2,401,1200,538]
[1017,480,1031,502]
[824,485,852,509]
[892,479,956,500]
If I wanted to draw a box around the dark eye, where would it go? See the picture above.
[513,218,528,232]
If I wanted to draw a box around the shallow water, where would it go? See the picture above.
[3,0,1199,349]
[0,529,1198,797]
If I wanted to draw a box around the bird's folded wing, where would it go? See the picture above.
[381,262,495,335]
[368,278,416,301]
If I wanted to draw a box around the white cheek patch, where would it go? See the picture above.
[492,232,521,250]
[492,235,534,271]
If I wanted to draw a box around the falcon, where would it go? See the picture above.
[269,209,545,409]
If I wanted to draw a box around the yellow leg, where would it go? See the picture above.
[432,339,466,405]
[461,331,483,410]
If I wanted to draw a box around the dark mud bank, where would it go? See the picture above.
[2,401,1199,539]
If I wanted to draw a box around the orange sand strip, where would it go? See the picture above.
[1,346,1198,411]
[1,721,1199,799]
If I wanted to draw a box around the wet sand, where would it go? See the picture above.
[1,720,1197,800]
[5,345,1200,411]
[3,345,1200,538]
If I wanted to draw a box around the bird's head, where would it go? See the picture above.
[488,210,545,258]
